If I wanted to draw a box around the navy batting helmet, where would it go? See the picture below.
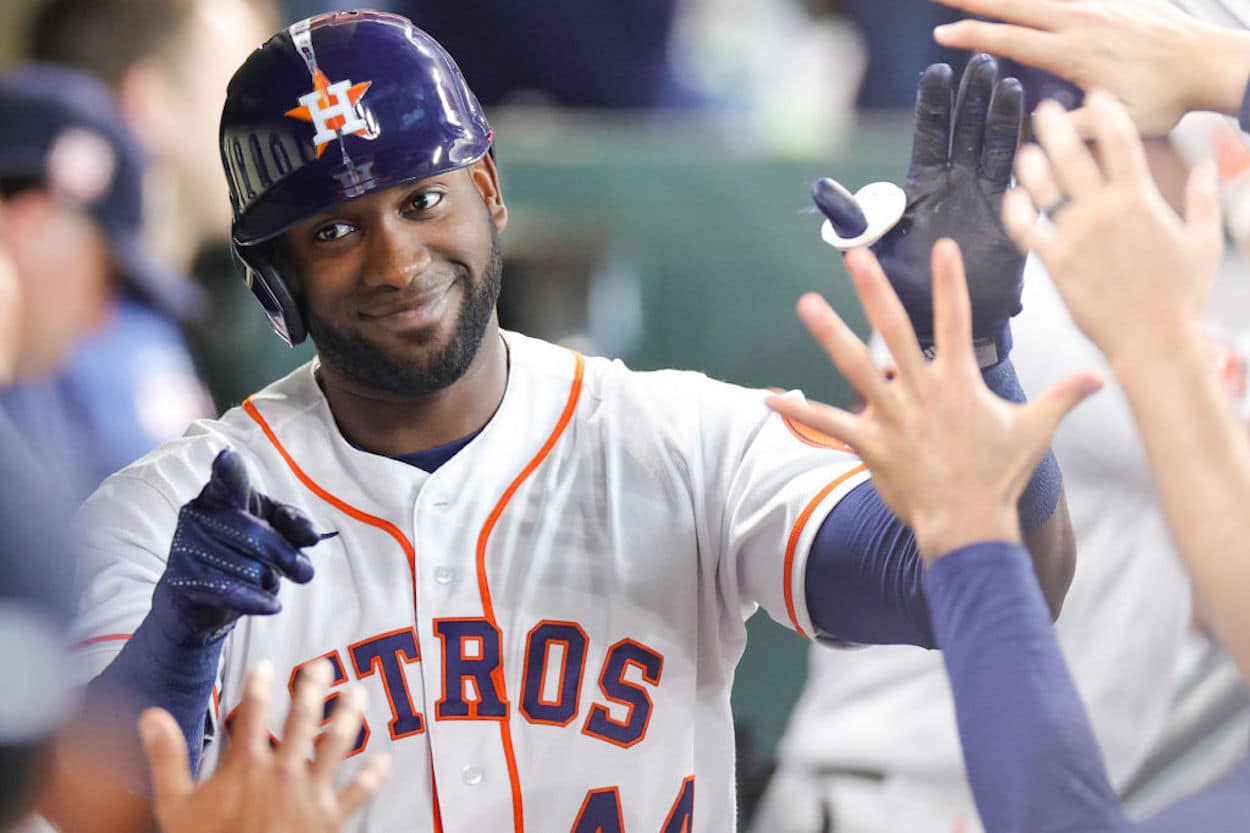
[219,10,493,345]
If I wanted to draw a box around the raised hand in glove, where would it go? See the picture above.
[94,448,332,776]
[815,53,1025,366]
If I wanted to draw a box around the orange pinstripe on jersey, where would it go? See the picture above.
[474,350,585,833]
[243,398,417,578]
[782,464,868,637]
[72,632,131,650]
[782,414,854,453]
[243,397,439,821]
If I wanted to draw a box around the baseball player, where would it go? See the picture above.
[72,11,1067,832]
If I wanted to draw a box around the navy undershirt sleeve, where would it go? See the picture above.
[804,357,1063,647]
[925,541,1129,833]
[1133,752,1250,833]
[926,542,1250,832]
[981,358,1062,534]
[805,479,933,647]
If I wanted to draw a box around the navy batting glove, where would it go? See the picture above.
[94,448,331,778]
[159,448,323,644]
[816,54,1025,365]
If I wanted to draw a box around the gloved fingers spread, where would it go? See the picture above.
[907,63,954,179]
[951,53,999,170]
[811,178,868,238]
[980,77,1024,199]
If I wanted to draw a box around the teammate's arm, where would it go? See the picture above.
[770,239,1113,833]
[1004,90,1250,682]
[930,0,1250,137]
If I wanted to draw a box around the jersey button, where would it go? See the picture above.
[462,765,484,785]
[433,566,455,585]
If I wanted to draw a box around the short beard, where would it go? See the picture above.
[307,227,503,398]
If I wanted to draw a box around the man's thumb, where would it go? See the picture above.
[1025,371,1103,453]
[1185,159,1223,251]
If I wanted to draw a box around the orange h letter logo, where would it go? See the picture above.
[285,69,373,157]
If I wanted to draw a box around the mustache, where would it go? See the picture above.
[355,270,462,318]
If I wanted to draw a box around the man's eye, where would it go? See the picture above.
[408,191,444,212]
[314,221,355,242]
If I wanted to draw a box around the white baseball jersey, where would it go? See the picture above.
[72,329,870,833]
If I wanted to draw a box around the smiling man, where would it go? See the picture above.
[72,10,1074,833]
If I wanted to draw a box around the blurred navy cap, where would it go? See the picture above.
[0,64,202,320]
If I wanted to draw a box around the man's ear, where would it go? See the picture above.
[469,153,507,233]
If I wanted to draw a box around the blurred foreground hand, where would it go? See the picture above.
[139,660,390,833]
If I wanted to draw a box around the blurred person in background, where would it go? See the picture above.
[0,119,387,833]
[0,65,210,502]
[28,0,291,411]
[29,0,274,280]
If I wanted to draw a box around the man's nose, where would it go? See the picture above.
[361,219,433,288]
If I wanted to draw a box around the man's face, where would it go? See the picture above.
[279,159,507,398]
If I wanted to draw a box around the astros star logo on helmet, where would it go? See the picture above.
[285,68,373,157]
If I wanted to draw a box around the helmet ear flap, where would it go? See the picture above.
[231,245,308,346]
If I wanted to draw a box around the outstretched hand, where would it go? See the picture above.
[767,241,1100,562]
[932,0,1250,137]
[1003,91,1224,365]
[139,660,390,833]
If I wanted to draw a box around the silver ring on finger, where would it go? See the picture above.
[1043,195,1071,219]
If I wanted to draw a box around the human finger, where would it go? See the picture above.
[231,660,276,763]
[281,658,334,768]
[1002,188,1058,263]
[336,754,392,817]
[844,249,927,383]
[1019,371,1104,464]
[765,394,862,452]
[1184,159,1223,253]
[311,683,367,782]
[177,573,282,617]
[980,77,1024,198]
[951,53,999,169]
[935,20,1067,77]
[203,509,315,584]
[908,63,955,178]
[792,290,892,408]
[930,239,977,372]
[1032,99,1103,198]
[1013,144,1066,221]
[930,0,1068,31]
[1061,106,1098,140]
[260,496,324,550]
[196,449,254,513]
[1088,89,1149,184]
[139,708,194,807]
